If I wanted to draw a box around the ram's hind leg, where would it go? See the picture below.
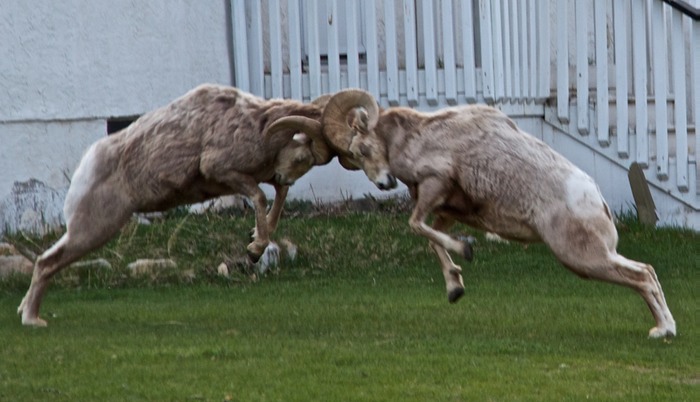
[544,216,676,338]
[429,214,466,303]
[17,234,72,327]
[18,196,131,326]
[607,255,676,338]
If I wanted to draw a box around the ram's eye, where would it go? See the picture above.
[359,144,371,158]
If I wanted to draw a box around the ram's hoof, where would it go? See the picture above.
[21,316,48,327]
[249,228,256,242]
[247,250,262,264]
[448,287,465,303]
[457,236,476,261]
[648,326,676,339]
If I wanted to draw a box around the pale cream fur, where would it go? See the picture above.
[324,90,676,338]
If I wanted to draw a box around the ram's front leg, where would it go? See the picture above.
[267,184,289,233]
[251,183,289,240]
[246,187,272,262]
[223,174,270,262]
[408,177,474,260]
[430,214,466,303]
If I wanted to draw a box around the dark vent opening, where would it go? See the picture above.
[107,117,139,135]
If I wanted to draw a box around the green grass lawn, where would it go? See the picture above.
[1,209,698,401]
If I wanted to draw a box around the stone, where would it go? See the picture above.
[0,255,33,277]
[127,258,177,276]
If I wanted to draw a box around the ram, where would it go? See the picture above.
[17,84,329,327]
[312,89,676,338]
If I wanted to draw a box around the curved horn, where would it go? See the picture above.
[321,89,379,153]
[264,116,332,165]
[311,93,332,107]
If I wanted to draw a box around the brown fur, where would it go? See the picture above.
[17,84,328,327]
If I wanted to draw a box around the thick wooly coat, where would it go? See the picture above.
[17,84,329,327]
[320,89,676,339]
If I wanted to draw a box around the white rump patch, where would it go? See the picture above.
[564,170,605,218]
[63,143,100,221]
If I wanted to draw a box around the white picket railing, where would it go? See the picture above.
[231,0,699,209]
[230,0,550,109]
[546,0,699,209]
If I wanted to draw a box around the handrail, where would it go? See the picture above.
[662,0,700,20]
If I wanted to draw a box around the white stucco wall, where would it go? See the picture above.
[0,0,233,234]
[0,0,232,122]
[0,120,104,234]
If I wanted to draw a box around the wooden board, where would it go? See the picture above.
[628,162,658,226]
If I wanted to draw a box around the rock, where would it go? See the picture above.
[70,258,112,270]
[127,258,177,276]
[278,238,298,261]
[189,195,248,214]
[0,255,33,277]
[217,262,230,277]
[0,242,18,256]
[485,232,508,243]
[181,269,196,281]
[134,212,165,225]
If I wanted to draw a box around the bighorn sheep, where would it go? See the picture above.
[312,89,677,338]
[17,84,330,326]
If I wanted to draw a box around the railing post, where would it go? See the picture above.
[304,0,322,99]
[384,0,400,105]
[231,0,250,92]
[594,0,609,146]
[508,0,523,101]
[363,0,380,100]
[478,0,494,103]
[651,0,669,180]
[614,0,630,158]
[632,0,648,167]
[269,0,283,98]
[502,0,512,101]
[671,10,689,191]
[326,0,341,93]
[420,0,438,105]
[345,2,360,89]
[575,0,589,135]
[288,0,303,100]
[694,18,700,185]
[556,1,569,122]
[441,0,458,105]
[538,0,550,101]
[404,0,419,106]
[491,0,505,102]
[248,0,264,96]
[461,0,477,103]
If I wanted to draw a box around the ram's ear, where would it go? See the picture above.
[350,108,370,134]
[292,133,310,144]
[322,89,379,152]
[264,116,332,164]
